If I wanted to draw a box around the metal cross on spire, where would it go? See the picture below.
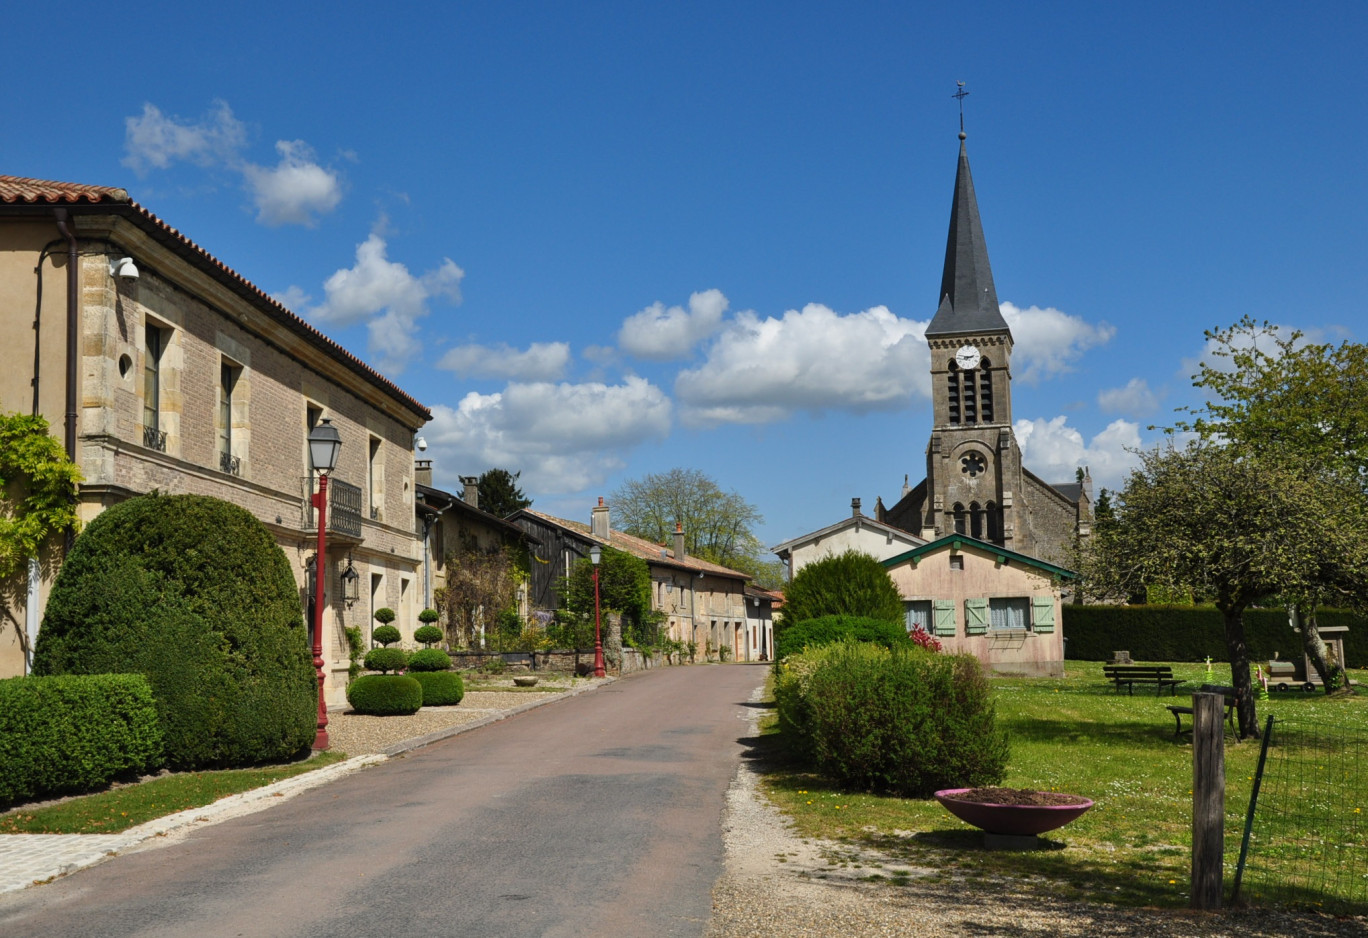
[952,81,969,137]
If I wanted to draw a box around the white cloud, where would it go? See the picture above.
[241,140,342,227]
[122,101,247,174]
[1014,416,1144,490]
[437,341,571,381]
[423,377,672,492]
[675,304,931,426]
[270,285,311,312]
[1097,377,1159,418]
[618,289,729,360]
[302,231,464,374]
[1000,302,1115,384]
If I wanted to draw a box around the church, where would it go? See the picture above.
[876,131,1092,569]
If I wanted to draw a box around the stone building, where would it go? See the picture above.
[0,176,430,704]
[877,136,1091,567]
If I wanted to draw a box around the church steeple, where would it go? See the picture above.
[925,137,1010,338]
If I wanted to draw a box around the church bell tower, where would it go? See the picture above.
[919,132,1024,548]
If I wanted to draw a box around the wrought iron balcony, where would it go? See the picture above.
[143,424,167,452]
[219,451,241,476]
[301,476,363,539]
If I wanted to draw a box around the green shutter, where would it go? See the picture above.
[964,598,989,635]
[1032,596,1056,633]
[932,599,957,637]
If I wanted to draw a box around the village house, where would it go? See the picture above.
[771,497,925,580]
[0,176,429,705]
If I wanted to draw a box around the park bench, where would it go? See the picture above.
[1165,684,1237,736]
[1102,664,1183,696]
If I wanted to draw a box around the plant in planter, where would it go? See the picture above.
[934,787,1093,839]
[372,608,397,647]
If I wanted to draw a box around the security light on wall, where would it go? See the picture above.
[110,257,139,282]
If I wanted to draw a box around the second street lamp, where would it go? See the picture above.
[589,544,606,678]
[308,417,342,750]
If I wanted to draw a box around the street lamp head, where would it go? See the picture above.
[309,417,342,474]
[589,544,602,565]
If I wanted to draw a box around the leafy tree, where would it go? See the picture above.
[611,468,763,570]
[778,550,905,633]
[0,413,81,668]
[477,468,532,519]
[442,546,519,649]
[1173,318,1368,691]
[1085,441,1367,737]
[560,546,653,638]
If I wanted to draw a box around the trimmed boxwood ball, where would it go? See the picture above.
[347,674,423,715]
[371,625,401,647]
[411,671,464,706]
[413,625,444,647]
[406,648,451,672]
[363,647,408,674]
[33,493,316,771]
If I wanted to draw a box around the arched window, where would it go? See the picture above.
[979,358,993,422]
[947,361,961,424]
[969,501,983,539]
[986,501,999,542]
[952,502,966,535]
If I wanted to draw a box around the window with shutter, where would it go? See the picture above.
[1031,596,1056,633]
[932,599,957,637]
[964,598,989,635]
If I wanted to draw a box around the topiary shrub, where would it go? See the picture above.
[411,671,465,706]
[372,624,401,647]
[418,607,441,625]
[775,614,912,662]
[413,625,444,647]
[0,674,164,806]
[406,648,452,672]
[776,550,905,648]
[346,674,423,715]
[33,493,316,771]
[776,641,1008,797]
[363,647,408,674]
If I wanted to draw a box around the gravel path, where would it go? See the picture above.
[705,695,1367,938]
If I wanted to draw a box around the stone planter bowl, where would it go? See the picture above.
[933,789,1094,836]
[513,676,539,687]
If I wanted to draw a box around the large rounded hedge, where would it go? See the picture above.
[347,674,423,715]
[411,671,464,706]
[33,493,316,770]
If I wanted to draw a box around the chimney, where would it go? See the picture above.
[415,459,433,487]
[459,475,479,509]
[851,497,862,518]
[591,496,610,539]
[674,521,686,560]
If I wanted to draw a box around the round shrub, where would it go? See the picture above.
[418,608,441,625]
[775,614,912,662]
[346,674,423,715]
[363,647,408,674]
[777,550,905,632]
[33,493,316,771]
[406,648,452,672]
[413,625,444,647]
[778,641,1008,797]
[411,671,465,706]
[372,625,401,647]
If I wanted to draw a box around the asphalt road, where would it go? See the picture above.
[0,664,767,938]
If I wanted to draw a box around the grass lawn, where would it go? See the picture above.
[0,750,349,835]
[760,660,1368,910]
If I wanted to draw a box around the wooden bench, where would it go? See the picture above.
[1103,664,1183,696]
[1166,684,1237,736]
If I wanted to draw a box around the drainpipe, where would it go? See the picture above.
[53,208,78,463]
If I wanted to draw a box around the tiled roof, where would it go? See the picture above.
[0,175,430,423]
[520,509,751,581]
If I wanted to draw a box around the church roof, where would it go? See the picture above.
[924,139,1011,339]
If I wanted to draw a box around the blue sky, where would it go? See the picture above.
[4,2,1365,550]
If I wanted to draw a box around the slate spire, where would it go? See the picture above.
[924,135,1010,338]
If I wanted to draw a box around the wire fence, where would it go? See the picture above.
[1234,716,1368,913]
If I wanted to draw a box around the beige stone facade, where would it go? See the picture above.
[0,179,430,705]
[884,536,1071,677]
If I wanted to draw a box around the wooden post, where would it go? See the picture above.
[1191,692,1225,909]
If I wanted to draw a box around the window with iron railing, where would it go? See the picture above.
[302,476,363,538]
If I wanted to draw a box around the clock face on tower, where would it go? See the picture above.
[955,344,982,370]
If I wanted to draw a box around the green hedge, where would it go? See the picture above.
[1063,605,1368,666]
[411,671,465,706]
[34,494,316,771]
[775,614,911,662]
[346,674,423,715]
[0,674,163,806]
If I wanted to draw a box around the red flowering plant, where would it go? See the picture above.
[908,624,942,653]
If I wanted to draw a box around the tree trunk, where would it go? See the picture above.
[1220,601,1261,739]
[1293,605,1347,695]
